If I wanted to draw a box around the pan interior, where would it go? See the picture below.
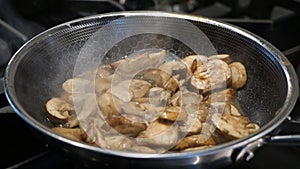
[9,14,289,150]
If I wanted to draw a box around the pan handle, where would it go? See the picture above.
[262,120,300,146]
[263,134,300,146]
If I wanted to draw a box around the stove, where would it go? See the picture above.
[1,0,300,168]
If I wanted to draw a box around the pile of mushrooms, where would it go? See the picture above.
[46,49,259,153]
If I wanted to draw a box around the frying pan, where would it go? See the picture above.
[4,11,300,168]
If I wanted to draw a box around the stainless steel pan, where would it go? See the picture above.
[4,11,300,168]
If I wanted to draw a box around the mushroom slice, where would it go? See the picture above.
[114,50,166,79]
[164,75,179,93]
[149,87,171,107]
[158,61,189,80]
[208,54,232,64]
[169,90,181,106]
[174,134,215,150]
[112,79,151,102]
[95,75,112,95]
[107,116,146,137]
[46,97,74,119]
[130,145,167,153]
[181,55,208,73]
[111,80,134,102]
[159,61,191,88]
[211,113,260,139]
[229,62,247,89]
[130,79,152,98]
[98,90,119,118]
[207,88,236,103]
[180,113,202,135]
[191,59,231,93]
[159,106,186,121]
[96,64,114,78]
[137,120,178,146]
[52,127,84,142]
[198,103,209,122]
[135,69,171,87]
[181,88,202,106]
[62,78,92,93]
[105,135,133,150]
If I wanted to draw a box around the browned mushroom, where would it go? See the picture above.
[105,135,133,150]
[137,120,178,146]
[52,127,84,142]
[159,106,186,121]
[134,69,171,87]
[191,59,231,93]
[95,75,112,95]
[163,75,180,93]
[206,88,236,103]
[174,134,215,150]
[211,113,260,139]
[180,114,202,135]
[229,62,247,89]
[148,87,171,107]
[107,115,147,137]
[181,55,208,73]
[98,90,119,118]
[46,97,74,119]
[114,50,166,79]
[62,78,92,93]
[130,79,152,98]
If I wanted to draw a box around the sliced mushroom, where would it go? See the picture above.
[181,88,202,105]
[114,50,166,79]
[158,61,189,80]
[181,55,208,73]
[191,59,231,93]
[159,106,186,121]
[46,97,74,119]
[135,69,171,87]
[208,54,232,64]
[174,134,215,150]
[130,79,152,98]
[95,75,112,95]
[180,112,202,135]
[206,88,236,103]
[229,62,247,89]
[98,90,119,118]
[107,115,147,137]
[96,64,114,78]
[131,146,166,153]
[80,118,107,147]
[137,120,178,146]
[211,113,260,139]
[163,75,179,93]
[52,127,84,142]
[62,78,92,93]
[105,135,133,150]
[148,87,171,107]
[111,80,134,102]
[169,90,181,106]
[198,103,209,122]
[112,79,151,102]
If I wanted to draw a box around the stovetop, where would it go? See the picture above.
[1,0,300,168]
